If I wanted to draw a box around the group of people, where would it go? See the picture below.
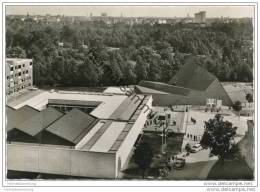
[158,155,178,177]
[186,133,200,141]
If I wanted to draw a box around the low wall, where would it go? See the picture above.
[7,143,116,178]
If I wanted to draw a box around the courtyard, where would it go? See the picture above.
[122,106,254,180]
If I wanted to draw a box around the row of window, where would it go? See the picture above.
[7,76,32,87]
[7,83,32,95]
[7,70,29,79]
[9,62,32,71]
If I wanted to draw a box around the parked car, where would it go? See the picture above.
[190,143,203,153]
[28,86,38,91]
[173,157,185,170]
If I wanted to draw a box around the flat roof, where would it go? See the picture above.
[48,99,101,107]
[10,91,128,119]
[90,121,127,152]
[139,80,191,96]
[103,87,132,95]
[109,95,144,121]
[135,85,169,94]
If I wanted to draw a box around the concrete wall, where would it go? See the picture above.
[7,143,116,178]
[116,96,153,176]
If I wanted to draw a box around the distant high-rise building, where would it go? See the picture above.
[101,12,108,17]
[6,58,33,96]
[194,11,206,23]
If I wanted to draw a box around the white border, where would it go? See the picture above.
[0,0,258,191]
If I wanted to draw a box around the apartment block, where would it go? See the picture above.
[6,58,33,96]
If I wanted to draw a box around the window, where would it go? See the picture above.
[10,67,13,71]
[26,70,29,74]
[22,64,25,67]
[29,62,32,66]
[7,76,9,80]
[18,65,21,69]
[18,72,21,76]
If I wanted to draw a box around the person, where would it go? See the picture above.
[185,143,191,155]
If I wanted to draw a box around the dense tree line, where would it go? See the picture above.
[6,17,253,87]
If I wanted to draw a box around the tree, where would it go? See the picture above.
[7,46,26,58]
[133,142,153,179]
[233,101,243,118]
[200,114,238,162]
[246,93,253,107]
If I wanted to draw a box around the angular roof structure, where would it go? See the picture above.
[136,62,233,106]
[6,105,39,132]
[139,80,191,96]
[16,107,64,136]
[46,108,98,144]
[6,91,152,153]
[168,62,216,91]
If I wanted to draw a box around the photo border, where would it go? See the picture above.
[1,0,258,189]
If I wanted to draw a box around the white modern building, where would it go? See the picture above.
[6,58,33,97]
[6,90,152,178]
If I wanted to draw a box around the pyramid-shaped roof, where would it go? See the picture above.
[168,62,216,91]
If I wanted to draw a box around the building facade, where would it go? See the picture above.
[6,90,153,179]
[194,11,206,23]
[6,58,33,96]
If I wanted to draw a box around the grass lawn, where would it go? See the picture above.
[207,159,253,180]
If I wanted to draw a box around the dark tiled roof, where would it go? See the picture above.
[168,62,216,91]
[138,81,191,96]
[46,108,97,144]
[16,107,64,136]
[6,105,39,132]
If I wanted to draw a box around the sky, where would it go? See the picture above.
[6,5,254,18]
